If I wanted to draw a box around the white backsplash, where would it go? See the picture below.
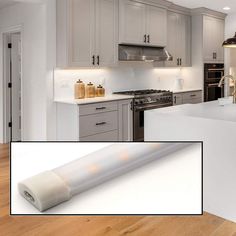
[54,65,202,100]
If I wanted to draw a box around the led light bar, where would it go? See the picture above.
[18,143,191,212]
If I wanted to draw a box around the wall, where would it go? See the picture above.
[54,65,202,100]
[0,2,47,142]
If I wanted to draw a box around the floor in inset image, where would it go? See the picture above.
[1,144,236,236]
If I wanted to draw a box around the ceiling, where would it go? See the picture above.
[171,0,236,13]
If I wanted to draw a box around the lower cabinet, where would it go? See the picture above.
[173,90,202,105]
[56,99,133,141]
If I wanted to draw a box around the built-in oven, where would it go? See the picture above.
[204,64,224,102]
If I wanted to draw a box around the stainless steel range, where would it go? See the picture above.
[115,90,173,141]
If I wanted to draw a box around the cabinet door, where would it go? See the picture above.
[173,94,183,105]
[96,0,118,67]
[68,0,95,67]
[179,14,191,67]
[203,16,224,63]
[165,11,178,67]
[119,0,146,45]
[118,100,133,141]
[146,6,167,47]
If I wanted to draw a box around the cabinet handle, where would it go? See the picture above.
[92,55,95,65]
[180,58,182,66]
[144,34,147,43]
[96,107,106,110]
[97,55,100,66]
[177,58,179,66]
[213,52,217,60]
[190,94,196,97]
[96,122,107,126]
[174,96,177,104]
[147,35,150,43]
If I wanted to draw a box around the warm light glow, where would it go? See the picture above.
[223,6,231,11]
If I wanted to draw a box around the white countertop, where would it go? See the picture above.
[173,88,203,94]
[147,100,236,123]
[55,94,134,105]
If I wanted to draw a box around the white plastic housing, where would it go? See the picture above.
[18,143,190,211]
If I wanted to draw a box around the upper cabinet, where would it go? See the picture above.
[165,11,191,67]
[203,15,224,63]
[56,0,118,68]
[119,0,167,47]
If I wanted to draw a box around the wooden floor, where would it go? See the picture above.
[1,144,236,236]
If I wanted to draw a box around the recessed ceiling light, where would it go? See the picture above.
[223,6,231,11]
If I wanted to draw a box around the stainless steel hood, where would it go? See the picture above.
[119,44,173,62]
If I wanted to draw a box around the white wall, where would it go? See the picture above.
[54,66,202,100]
[0,2,47,142]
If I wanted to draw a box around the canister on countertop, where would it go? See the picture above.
[96,85,105,97]
[74,79,85,99]
[86,82,96,98]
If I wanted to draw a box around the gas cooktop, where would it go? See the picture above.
[114,89,171,96]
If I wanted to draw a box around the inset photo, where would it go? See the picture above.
[11,142,202,215]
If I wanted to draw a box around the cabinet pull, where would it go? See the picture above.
[92,55,95,65]
[180,58,182,66]
[144,34,147,43]
[174,96,177,104]
[213,52,217,60]
[96,122,107,126]
[147,35,150,43]
[190,94,196,97]
[177,58,179,66]
[96,107,106,110]
[97,55,100,65]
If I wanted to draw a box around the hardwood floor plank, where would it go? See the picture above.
[0,144,236,236]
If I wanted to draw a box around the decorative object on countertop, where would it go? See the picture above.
[86,82,96,98]
[74,79,85,99]
[96,85,105,97]
[174,77,184,91]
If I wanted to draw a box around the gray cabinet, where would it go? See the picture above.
[56,0,118,68]
[119,0,167,47]
[173,90,202,106]
[203,15,224,63]
[166,11,191,67]
[56,99,133,141]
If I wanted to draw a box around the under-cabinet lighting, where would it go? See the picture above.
[18,143,190,212]
[223,6,231,11]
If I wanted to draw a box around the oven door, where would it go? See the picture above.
[205,82,224,102]
[133,103,173,142]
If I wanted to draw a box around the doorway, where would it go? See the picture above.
[3,32,22,142]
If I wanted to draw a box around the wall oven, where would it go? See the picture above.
[204,64,224,102]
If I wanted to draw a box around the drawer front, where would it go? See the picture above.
[183,98,202,104]
[182,91,202,100]
[79,101,118,116]
[80,130,118,141]
[79,111,118,137]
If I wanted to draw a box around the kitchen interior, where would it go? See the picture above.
[54,0,235,142]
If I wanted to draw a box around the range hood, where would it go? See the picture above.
[119,44,173,62]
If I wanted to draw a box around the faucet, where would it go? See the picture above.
[218,75,236,104]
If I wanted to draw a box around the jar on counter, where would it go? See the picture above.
[74,79,85,99]
[86,82,96,98]
[96,85,105,97]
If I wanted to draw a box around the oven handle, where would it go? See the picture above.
[207,83,220,87]
[207,68,224,72]
[134,103,172,111]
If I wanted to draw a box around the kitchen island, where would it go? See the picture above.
[145,100,236,223]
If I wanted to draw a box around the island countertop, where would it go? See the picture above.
[146,100,236,123]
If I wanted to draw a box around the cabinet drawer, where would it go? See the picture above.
[80,130,118,141]
[79,111,118,137]
[79,101,118,116]
[182,91,202,100]
[183,98,202,104]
